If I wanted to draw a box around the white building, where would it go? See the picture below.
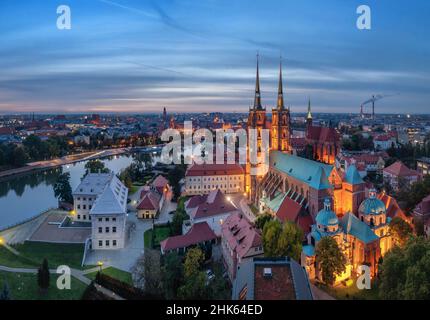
[184,163,245,195]
[73,173,128,250]
[73,173,113,222]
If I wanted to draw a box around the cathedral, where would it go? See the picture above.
[246,57,396,284]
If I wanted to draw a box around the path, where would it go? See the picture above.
[310,284,336,300]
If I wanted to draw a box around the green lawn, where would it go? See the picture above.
[0,246,38,268]
[144,226,171,249]
[12,242,85,269]
[129,185,140,195]
[0,271,88,300]
[316,280,380,300]
[86,267,133,285]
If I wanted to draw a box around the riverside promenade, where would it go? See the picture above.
[0,148,129,180]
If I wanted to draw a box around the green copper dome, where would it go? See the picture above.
[359,189,386,216]
[316,198,339,226]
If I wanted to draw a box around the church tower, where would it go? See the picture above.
[271,58,291,153]
[306,98,313,136]
[247,54,267,203]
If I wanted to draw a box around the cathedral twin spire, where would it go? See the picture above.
[252,54,287,111]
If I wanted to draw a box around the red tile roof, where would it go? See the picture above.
[307,125,339,143]
[137,190,161,210]
[221,213,262,259]
[0,127,14,135]
[383,161,420,177]
[276,196,312,235]
[378,192,409,221]
[187,189,238,219]
[186,163,244,176]
[160,222,217,252]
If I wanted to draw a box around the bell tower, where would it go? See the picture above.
[247,54,267,203]
[271,57,291,153]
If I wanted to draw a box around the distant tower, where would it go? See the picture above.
[306,98,313,136]
[247,54,267,203]
[271,57,291,152]
[372,95,375,120]
[163,107,167,123]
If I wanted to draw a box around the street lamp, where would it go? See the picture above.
[97,261,104,273]
[0,237,4,246]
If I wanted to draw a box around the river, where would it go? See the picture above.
[0,153,157,229]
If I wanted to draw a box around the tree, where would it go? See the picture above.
[0,281,11,300]
[254,213,273,230]
[379,237,430,299]
[53,172,73,204]
[37,258,50,293]
[11,146,28,166]
[414,219,425,237]
[131,250,163,297]
[390,217,413,247]
[262,220,303,260]
[315,237,346,286]
[183,247,205,278]
[161,252,183,299]
[84,159,110,176]
[177,248,207,300]
[168,165,186,201]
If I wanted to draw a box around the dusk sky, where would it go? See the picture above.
[0,0,429,114]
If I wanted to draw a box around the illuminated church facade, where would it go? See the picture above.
[245,57,395,283]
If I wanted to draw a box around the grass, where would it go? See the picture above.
[0,246,38,268]
[86,267,133,285]
[144,226,171,249]
[12,242,85,269]
[316,280,380,300]
[0,271,88,300]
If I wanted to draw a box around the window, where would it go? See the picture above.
[98,240,102,247]
[105,240,110,247]
[77,215,81,220]
[105,218,110,222]
[89,205,92,210]
[105,227,110,233]
[77,197,80,201]
[83,197,86,201]
[113,240,117,247]
[112,217,116,222]
[83,205,86,210]
[77,205,81,209]
[98,218,102,222]
[83,215,86,220]
[113,227,117,233]
[98,227,102,233]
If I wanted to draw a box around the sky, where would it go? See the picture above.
[0,0,429,114]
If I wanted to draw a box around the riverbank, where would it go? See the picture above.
[0,147,129,180]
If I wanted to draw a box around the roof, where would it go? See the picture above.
[276,196,303,224]
[186,163,244,177]
[378,192,408,220]
[187,189,238,220]
[359,193,387,216]
[340,213,379,244]
[383,161,420,177]
[221,213,262,260]
[152,175,169,193]
[137,190,161,211]
[89,175,128,215]
[73,173,113,196]
[307,125,339,143]
[232,257,313,300]
[270,151,333,190]
[160,222,217,252]
[302,245,315,257]
[315,199,338,226]
[344,165,364,185]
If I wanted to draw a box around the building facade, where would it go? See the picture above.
[184,163,245,195]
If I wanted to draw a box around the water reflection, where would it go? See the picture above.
[0,153,159,229]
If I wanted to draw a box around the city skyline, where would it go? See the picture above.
[1,0,429,114]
